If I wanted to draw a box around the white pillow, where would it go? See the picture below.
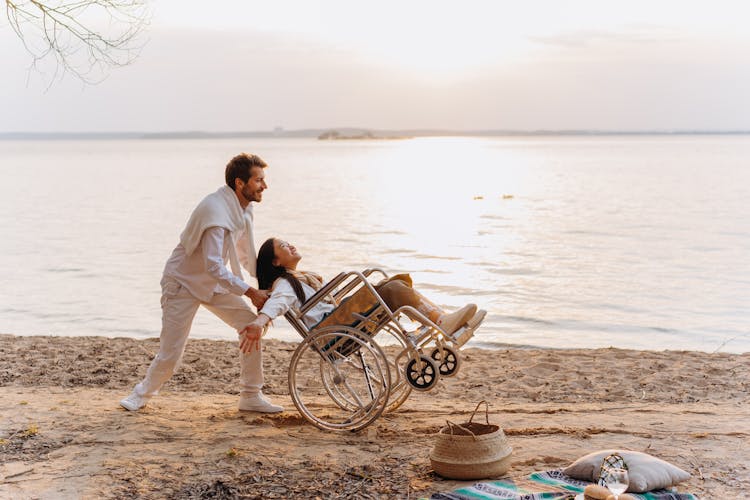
[563,449,691,493]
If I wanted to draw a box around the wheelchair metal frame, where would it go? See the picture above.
[282,268,482,432]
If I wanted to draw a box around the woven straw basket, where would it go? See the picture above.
[430,401,513,480]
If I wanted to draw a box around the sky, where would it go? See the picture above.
[1,0,749,132]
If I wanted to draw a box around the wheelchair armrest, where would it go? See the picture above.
[298,272,348,315]
[362,268,388,280]
[331,269,388,302]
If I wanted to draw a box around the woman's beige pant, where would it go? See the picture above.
[132,276,262,400]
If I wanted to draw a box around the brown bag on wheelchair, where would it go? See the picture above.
[315,273,412,331]
[315,284,380,331]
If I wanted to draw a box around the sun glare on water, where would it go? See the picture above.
[364,137,532,283]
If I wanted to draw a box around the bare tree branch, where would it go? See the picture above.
[5,0,151,85]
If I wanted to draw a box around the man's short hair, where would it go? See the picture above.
[225,153,268,189]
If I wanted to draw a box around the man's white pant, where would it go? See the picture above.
[133,276,262,400]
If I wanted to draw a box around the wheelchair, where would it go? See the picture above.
[282,269,484,432]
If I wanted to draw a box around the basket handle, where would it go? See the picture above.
[468,400,490,426]
[444,420,479,441]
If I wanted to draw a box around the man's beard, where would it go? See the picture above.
[242,185,260,202]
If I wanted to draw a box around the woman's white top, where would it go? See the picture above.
[259,278,334,329]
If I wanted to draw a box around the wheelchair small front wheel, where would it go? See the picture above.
[405,355,439,391]
[429,346,461,377]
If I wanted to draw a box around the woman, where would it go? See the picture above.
[239,237,478,353]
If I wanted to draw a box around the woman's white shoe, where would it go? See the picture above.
[437,304,477,335]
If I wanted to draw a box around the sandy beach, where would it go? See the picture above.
[1,334,747,498]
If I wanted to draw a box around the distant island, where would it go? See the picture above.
[317,129,411,140]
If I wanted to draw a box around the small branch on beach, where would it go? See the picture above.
[712,332,749,353]
[3,467,34,479]
[3,471,110,483]
[54,472,112,480]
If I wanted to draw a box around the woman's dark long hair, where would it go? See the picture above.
[256,237,306,303]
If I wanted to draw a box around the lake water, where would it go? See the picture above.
[1,135,748,353]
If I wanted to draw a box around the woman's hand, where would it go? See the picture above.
[239,323,263,353]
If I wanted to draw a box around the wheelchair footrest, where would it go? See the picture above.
[449,310,485,347]
[450,327,474,348]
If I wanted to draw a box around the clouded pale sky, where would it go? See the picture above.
[1,0,749,132]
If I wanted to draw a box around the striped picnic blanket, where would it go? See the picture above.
[429,470,698,500]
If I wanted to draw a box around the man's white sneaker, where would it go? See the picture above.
[238,392,283,413]
[120,392,148,412]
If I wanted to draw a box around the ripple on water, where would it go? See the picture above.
[44,267,87,273]
[378,248,417,255]
[412,253,461,261]
[484,267,537,276]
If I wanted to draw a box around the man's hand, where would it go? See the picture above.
[245,287,270,309]
[239,323,263,353]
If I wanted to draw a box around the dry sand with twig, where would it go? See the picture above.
[1,334,748,498]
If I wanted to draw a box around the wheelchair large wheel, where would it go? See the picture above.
[317,327,412,414]
[372,323,414,413]
[385,353,414,413]
[288,327,391,432]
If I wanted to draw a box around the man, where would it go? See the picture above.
[120,153,283,413]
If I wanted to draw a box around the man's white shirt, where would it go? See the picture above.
[164,226,253,302]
